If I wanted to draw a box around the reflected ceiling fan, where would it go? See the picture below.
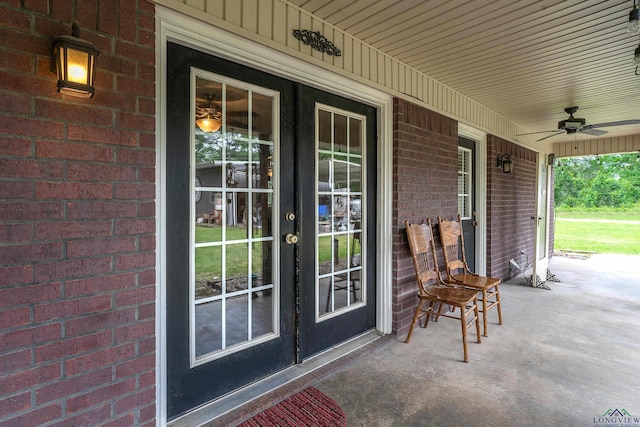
[516,107,640,142]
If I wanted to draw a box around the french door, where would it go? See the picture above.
[458,137,476,272]
[165,43,376,420]
[532,152,551,285]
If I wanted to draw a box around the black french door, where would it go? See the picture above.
[165,42,376,420]
[459,136,476,272]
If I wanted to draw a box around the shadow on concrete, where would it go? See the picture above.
[316,254,640,426]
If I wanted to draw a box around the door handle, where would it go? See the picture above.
[284,234,298,245]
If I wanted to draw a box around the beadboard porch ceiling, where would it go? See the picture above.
[292,0,640,146]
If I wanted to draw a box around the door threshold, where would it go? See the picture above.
[168,330,388,427]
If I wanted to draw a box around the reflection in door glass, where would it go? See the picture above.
[192,72,278,363]
[316,105,365,319]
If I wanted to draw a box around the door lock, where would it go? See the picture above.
[284,233,298,245]
[285,212,296,221]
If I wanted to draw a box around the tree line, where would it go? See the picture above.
[554,154,640,208]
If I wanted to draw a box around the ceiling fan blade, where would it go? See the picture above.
[582,119,640,129]
[515,130,561,136]
[535,131,565,142]
[579,128,608,136]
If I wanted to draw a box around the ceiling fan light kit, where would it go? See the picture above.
[516,106,640,142]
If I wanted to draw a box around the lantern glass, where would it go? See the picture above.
[53,23,100,98]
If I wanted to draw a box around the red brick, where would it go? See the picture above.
[38,140,114,164]
[34,221,112,240]
[35,99,114,126]
[139,132,155,149]
[0,181,32,199]
[139,201,155,217]
[97,0,118,35]
[0,349,32,372]
[36,367,112,404]
[0,283,61,309]
[117,75,154,97]
[138,336,155,355]
[67,237,137,258]
[65,308,136,337]
[115,353,155,379]
[138,269,155,286]
[0,323,60,352]
[138,166,155,183]
[138,369,155,389]
[50,0,73,22]
[115,250,154,272]
[68,124,138,146]
[0,92,31,115]
[115,387,155,415]
[114,319,154,344]
[0,114,65,140]
[35,182,113,200]
[115,40,154,65]
[35,294,112,322]
[116,285,156,307]
[118,112,155,132]
[23,0,49,14]
[66,273,137,297]
[138,96,155,115]
[35,330,112,363]
[2,402,63,426]
[0,306,31,329]
[0,390,30,414]
[67,163,137,182]
[0,27,49,58]
[66,201,138,220]
[67,379,136,414]
[138,62,155,82]
[65,343,135,376]
[0,265,33,287]
[0,159,65,179]
[48,404,111,427]
[34,258,112,282]
[114,183,154,200]
[138,235,155,251]
[0,4,30,30]
[0,137,31,157]
[118,0,136,41]
[100,51,137,76]
[0,363,60,395]
[138,28,154,48]
[117,148,155,166]
[139,403,156,422]
[115,218,154,235]
[103,414,136,427]
[138,302,155,320]
[0,243,62,266]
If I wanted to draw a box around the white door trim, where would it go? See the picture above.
[458,123,488,275]
[155,6,393,425]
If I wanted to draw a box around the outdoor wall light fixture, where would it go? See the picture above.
[628,0,640,34]
[497,154,513,173]
[52,21,100,98]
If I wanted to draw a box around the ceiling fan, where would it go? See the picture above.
[516,107,640,142]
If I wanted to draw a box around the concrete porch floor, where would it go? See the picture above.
[315,254,640,427]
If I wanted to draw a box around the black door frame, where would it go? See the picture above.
[459,136,477,272]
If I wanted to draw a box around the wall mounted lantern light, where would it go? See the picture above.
[497,154,513,174]
[52,21,100,98]
[628,0,640,34]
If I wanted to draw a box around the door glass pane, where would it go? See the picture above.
[458,147,472,219]
[316,105,366,319]
[192,72,278,364]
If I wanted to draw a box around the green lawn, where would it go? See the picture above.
[554,208,640,255]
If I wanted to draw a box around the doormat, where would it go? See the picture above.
[238,387,347,427]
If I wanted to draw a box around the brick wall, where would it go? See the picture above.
[0,2,156,426]
[392,98,458,336]
[486,135,537,280]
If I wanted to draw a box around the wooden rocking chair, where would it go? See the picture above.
[437,215,503,337]
[404,220,481,362]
